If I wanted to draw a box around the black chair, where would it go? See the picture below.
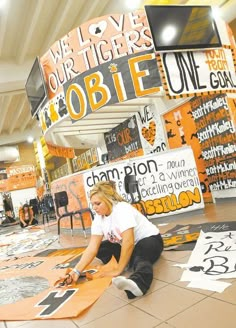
[54,191,94,238]
[124,175,147,217]
[29,198,39,217]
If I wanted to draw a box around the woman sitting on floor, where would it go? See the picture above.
[59,180,163,299]
[19,204,38,228]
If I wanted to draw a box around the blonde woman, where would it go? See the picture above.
[63,180,163,299]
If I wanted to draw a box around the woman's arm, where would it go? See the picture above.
[19,209,27,226]
[69,234,103,282]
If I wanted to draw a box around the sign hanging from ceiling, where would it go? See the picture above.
[39,10,161,132]
[41,10,155,99]
[64,49,161,122]
[190,93,236,191]
[38,8,236,136]
[157,47,236,98]
[46,142,75,158]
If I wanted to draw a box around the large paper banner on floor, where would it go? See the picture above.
[163,221,236,250]
[0,256,113,320]
[0,230,58,260]
[180,230,236,292]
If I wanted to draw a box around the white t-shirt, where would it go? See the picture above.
[91,202,159,245]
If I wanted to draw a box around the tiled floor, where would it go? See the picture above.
[1,199,236,328]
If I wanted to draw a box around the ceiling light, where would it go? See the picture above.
[0,0,7,10]
[211,6,221,19]
[27,136,34,143]
[126,0,142,11]
[161,25,177,45]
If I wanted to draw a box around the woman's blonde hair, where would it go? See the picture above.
[90,181,125,212]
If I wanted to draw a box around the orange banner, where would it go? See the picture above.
[0,169,7,192]
[163,101,212,201]
[6,165,36,191]
[41,10,152,100]
[0,255,114,320]
[46,142,75,158]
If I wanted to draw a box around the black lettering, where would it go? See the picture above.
[36,289,77,317]
[203,256,234,275]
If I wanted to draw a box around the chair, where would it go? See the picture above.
[54,191,94,238]
[124,175,147,217]
[29,198,39,217]
[39,194,56,225]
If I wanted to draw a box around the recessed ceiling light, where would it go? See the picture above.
[27,136,34,143]
[0,0,7,10]
[212,6,221,19]
[126,0,142,11]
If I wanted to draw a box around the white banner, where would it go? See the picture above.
[83,146,204,218]
[180,230,236,292]
[160,47,236,98]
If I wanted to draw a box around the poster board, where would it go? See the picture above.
[137,104,167,155]
[157,46,236,99]
[190,93,236,191]
[51,147,204,223]
[163,101,212,200]
[6,165,36,191]
[39,10,161,133]
[104,115,144,162]
[82,146,204,218]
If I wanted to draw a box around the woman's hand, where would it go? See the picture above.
[69,270,79,283]
[55,269,79,287]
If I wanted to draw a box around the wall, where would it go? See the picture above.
[2,142,37,169]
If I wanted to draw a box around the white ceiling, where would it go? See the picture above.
[0,0,235,148]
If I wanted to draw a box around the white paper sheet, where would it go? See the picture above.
[187,280,231,293]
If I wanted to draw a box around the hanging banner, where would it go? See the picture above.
[104,115,144,162]
[190,93,236,191]
[157,47,236,98]
[0,168,7,192]
[163,101,212,200]
[41,10,154,100]
[6,165,36,191]
[63,49,161,123]
[39,10,161,132]
[137,104,167,155]
[46,142,75,158]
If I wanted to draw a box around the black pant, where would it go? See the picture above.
[96,234,163,298]
[20,218,38,228]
